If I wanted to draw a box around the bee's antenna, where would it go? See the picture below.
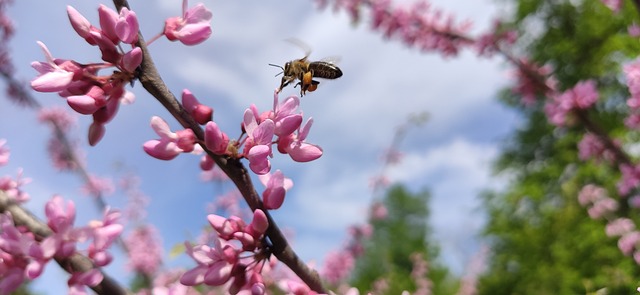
[268,63,284,76]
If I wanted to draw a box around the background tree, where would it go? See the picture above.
[350,185,456,294]
[480,0,640,293]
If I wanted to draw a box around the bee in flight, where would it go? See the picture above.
[270,39,343,96]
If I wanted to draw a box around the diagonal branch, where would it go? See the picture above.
[111,0,327,292]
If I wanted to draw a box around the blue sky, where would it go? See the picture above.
[1,0,519,293]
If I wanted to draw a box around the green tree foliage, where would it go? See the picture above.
[480,0,640,294]
[350,185,456,294]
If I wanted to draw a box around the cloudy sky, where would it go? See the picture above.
[1,0,519,293]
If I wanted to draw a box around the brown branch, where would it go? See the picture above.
[111,0,327,292]
[0,190,127,295]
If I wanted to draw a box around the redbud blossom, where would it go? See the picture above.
[281,118,323,162]
[606,218,636,237]
[30,42,75,92]
[204,121,229,155]
[0,139,9,166]
[258,170,292,210]
[243,110,275,174]
[618,164,640,195]
[68,269,104,294]
[618,231,640,255]
[544,80,599,126]
[601,0,622,12]
[143,116,197,160]
[0,169,31,203]
[629,23,640,37]
[182,89,213,124]
[115,7,139,44]
[164,1,213,45]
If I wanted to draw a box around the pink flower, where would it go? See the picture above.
[278,117,323,162]
[180,240,237,286]
[115,7,139,44]
[143,116,197,160]
[68,269,104,295]
[544,80,598,126]
[80,174,115,197]
[38,107,77,132]
[625,58,640,110]
[269,92,303,137]
[618,164,640,195]
[0,139,9,166]
[30,41,75,92]
[258,170,293,210]
[182,89,213,124]
[0,169,31,203]
[321,250,355,285]
[204,121,229,155]
[606,218,636,237]
[601,0,622,12]
[164,0,213,45]
[124,225,163,275]
[87,209,123,266]
[629,23,640,37]
[618,231,640,255]
[243,109,275,174]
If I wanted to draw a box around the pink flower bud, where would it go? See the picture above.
[163,3,213,45]
[204,121,229,155]
[67,6,93,41]
[88,122,106,146]
[250,209,269,235]
[115,7,139,44]
[121,47,142,73]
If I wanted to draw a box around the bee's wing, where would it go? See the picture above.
[284,38,312,59]
[320,56,342,65]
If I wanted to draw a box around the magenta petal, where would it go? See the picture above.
[31,71,74,92]
[263,186,285,210]
[98,5,119,43]
[143,140,180,160]
[88,122,106,146]
[67,6,92,39]
[67,95,100,114]
[180,265,208,286]
[177,24,212,45]
[204,122,229,155]
[203,261,233,286]
[25,261,45,279]
[182,89,199,112]
[121,47,142,72]
[253,119,275,145]
[93,224,123,249]
[250,210,269,234]
[275,114,302,136]
[116,8,139,44]
[288,142,323,162]
[248,145,271,175]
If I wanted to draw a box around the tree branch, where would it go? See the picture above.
[0,190,127,295]
[111,0,327,292]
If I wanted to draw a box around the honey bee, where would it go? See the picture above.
[270,40,342,96]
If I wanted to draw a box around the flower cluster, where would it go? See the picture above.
[577,132,618,163]
[544,80,599,126]
[180,209,271,294]
[578,184,619,219]
[0,195,122,294]
[511,58,558,106]
[29,2,212,146]
[145,91,318,209]
[624,58,640,129]
[604,217,640,264]
[318,0,473,57]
